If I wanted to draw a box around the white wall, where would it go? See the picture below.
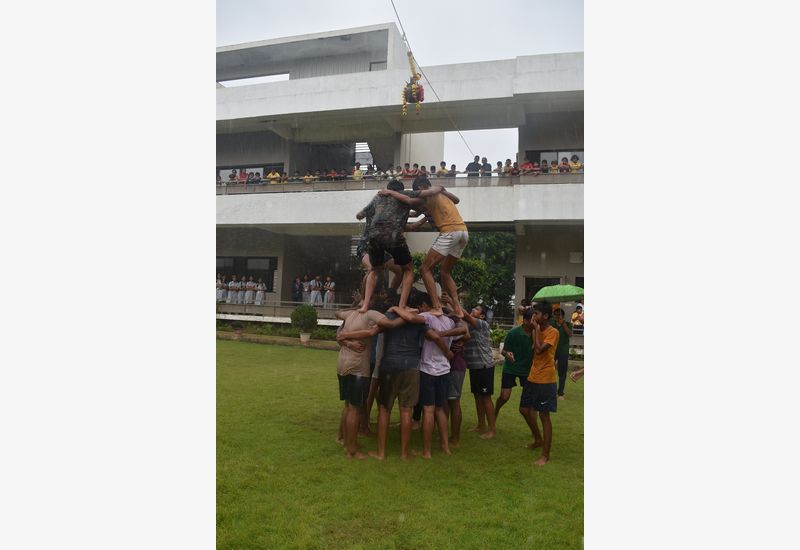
[217,53,583,121]
[290,51,376,79]
[515,226,584,303]
[217,183,583,227]
[217,228,286,303]
[399,133,445,169]
[405,232,437,255]
[217,132,288,167]
[518,111,584,152]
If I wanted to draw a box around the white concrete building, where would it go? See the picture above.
[216,23,584,319]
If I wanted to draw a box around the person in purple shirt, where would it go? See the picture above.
[441,291,472,448]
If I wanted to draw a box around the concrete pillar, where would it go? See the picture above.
[398,132,445,170]
[366,134,401,171]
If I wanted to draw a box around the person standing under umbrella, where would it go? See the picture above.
[571,305,584,335]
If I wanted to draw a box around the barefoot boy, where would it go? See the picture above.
[495,306,533,421]
[391,292,466,458]
[519,302,560,466]
[368,291,429,461]
[335,301,407,458]
[462,304,497,439]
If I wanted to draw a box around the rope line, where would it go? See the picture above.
[388,0,475,158]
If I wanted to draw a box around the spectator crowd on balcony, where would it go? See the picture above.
[217,154,584,185]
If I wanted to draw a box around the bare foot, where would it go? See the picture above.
[367,451,385,461]
[346,451,367,459]
[428,307,444,317]
[400,453,410,462]
[335,437,344,446]
[411,421,421,431]
[449,439,460,448]
[421,451,432,459]
[359,429,375,438]
[570,371,584,382]
[356,306,368,314]
[467,426,487,433]
[440,445,452,455]
[526,440,543,450]
[480,430,496,440]
[453,307,465,319]
[557,395,565,401]
[533,455,549,466]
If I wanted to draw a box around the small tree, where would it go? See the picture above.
[290,304,318,333]
[411,252,489,308]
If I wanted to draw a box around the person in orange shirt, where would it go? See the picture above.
[519,301,559,466]
[519,158,537,175]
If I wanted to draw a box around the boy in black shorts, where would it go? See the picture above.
[356,180,415,314]
[495,307,534,421]
[390,292,465,458]
[519,302,560,466]
[462,304,497,439]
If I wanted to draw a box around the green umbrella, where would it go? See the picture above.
[532,284,584,303]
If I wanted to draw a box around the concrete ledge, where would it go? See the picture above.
[217,313,341,326]
[217,331,341,350]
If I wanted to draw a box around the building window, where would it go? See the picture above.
[369,61,387,71]
[217,256,277,292]
[525,150,585,166]
[524,276,561,303]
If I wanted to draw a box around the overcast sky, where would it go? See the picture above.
[217,0,584,166]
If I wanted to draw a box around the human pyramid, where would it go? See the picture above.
[335,176,562,466]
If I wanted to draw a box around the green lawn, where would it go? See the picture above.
[217,340,584,549]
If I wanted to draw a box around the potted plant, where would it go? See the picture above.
[290,304,318,345]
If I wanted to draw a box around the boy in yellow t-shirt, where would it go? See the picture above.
[519,301,559,466]
[266,170,281,183]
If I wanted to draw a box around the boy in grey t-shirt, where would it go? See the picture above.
[462,304,497,440]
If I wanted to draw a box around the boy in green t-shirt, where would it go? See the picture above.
[495,307,534,421]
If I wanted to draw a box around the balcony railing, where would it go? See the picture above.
[216,173,584,195]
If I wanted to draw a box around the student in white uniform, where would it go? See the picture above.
[237,276,246,304]
[220,275,230,303]
[244,276,256,304]
[323,276,336,308]
[310,275,323,306]
[254,278,266,305]
[226,275,237,304]
[302,275,311,304]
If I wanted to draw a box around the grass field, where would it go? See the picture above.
[217,340,584,549]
